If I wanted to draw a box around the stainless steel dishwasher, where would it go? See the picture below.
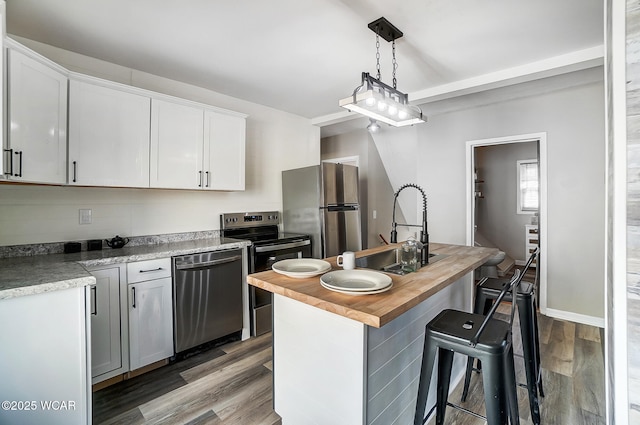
[172,249,243,353]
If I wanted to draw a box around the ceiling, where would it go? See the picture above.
[6,0,604,128]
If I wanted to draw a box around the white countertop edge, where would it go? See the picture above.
[0,276,96,301]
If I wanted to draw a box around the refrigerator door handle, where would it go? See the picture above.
[326,204,359,211]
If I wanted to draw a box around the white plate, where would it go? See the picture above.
[272,259,332,278]
[320,269,392,292]
[320,280,393,295]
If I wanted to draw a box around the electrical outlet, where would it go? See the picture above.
[79,209,92,225]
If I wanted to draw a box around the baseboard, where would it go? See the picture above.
[542,307,605,328]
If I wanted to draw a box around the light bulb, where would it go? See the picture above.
[398,110,408,120]
[377,102,387,112]
[365,97,376,107]
[388,105,398,116]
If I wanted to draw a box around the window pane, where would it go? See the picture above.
[519,162,539,211]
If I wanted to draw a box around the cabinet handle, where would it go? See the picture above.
[90,285,97,316]
[140,267,163,273]
[14,151,22,177]
[198,170,203,187]
[72,161,77,183]
[3,149,12,175]
[205,171,210,187]
[132,287,136,308]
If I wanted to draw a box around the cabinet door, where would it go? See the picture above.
[68,79,151,187]
[150,99,204,189]
[204,111,245,190]
[7,48,67,184]
[90,267,122,378]
[129,277,173,370]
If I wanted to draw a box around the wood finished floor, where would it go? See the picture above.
[93,288,604,424]
[92,333,281,425]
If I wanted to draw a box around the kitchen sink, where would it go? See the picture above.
[355,248,447,275]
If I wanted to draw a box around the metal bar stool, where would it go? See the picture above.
[414,269,523,425]
[462,247,543,425]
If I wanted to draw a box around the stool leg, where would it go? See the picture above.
[436,349,454,425]
[533,298,545,398]
[481,355,508,425]
[462,291,492,401]
[518,297,540,425]
[414,337,438,425]
[504,344,520,425]
[461,356,474,402]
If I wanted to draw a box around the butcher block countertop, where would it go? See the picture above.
[247,242,498,328]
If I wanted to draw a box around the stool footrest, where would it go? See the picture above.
[446,402,487,421]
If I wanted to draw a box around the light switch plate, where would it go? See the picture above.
[79,209,92,225]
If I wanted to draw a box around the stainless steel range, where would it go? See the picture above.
[221,211,312,336]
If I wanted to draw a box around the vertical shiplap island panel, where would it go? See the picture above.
[366,280,470,425]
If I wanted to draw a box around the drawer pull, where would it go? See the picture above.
[139,267,163,273]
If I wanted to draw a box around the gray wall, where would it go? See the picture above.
[360,68,605,324]
[413,71,605,321]
[475,142,538,262]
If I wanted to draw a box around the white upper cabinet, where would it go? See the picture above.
[204,110,246,191]
[68,79,151,188]
[150,98,246,190]
[6,47,68,184]
[150,99,204,189]
[3,38,246,190]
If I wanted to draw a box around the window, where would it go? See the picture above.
[517,159,539,213]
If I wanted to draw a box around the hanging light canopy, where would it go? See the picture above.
[339,17,425,127]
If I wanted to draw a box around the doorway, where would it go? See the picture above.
[465,132,548,313]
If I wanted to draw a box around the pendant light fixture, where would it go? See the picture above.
[339,17,425,127]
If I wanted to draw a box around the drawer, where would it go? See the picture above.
[127,258,171,283]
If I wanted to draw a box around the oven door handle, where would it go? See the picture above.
[175,255,243,270]
[254,239,311,253]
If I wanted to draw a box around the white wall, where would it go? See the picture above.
[372,69,605,323]
[0,37,320,246]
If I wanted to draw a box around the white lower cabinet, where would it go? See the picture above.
[0,287,91,425]
[89,264,129,384]
[127,258,174,370]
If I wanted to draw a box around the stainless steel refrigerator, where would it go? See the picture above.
[282,163,362,258]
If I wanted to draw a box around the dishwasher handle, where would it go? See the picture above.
[175,255,242,271]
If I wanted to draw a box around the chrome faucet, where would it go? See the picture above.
[390,183,430,265]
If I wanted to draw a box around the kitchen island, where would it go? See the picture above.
[248,242,496,425]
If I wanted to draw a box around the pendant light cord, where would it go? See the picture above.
[392,39,397,89]
[375,29,382,80]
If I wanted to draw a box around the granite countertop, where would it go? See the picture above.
[247,242,497,328]
[0,237,250,300]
